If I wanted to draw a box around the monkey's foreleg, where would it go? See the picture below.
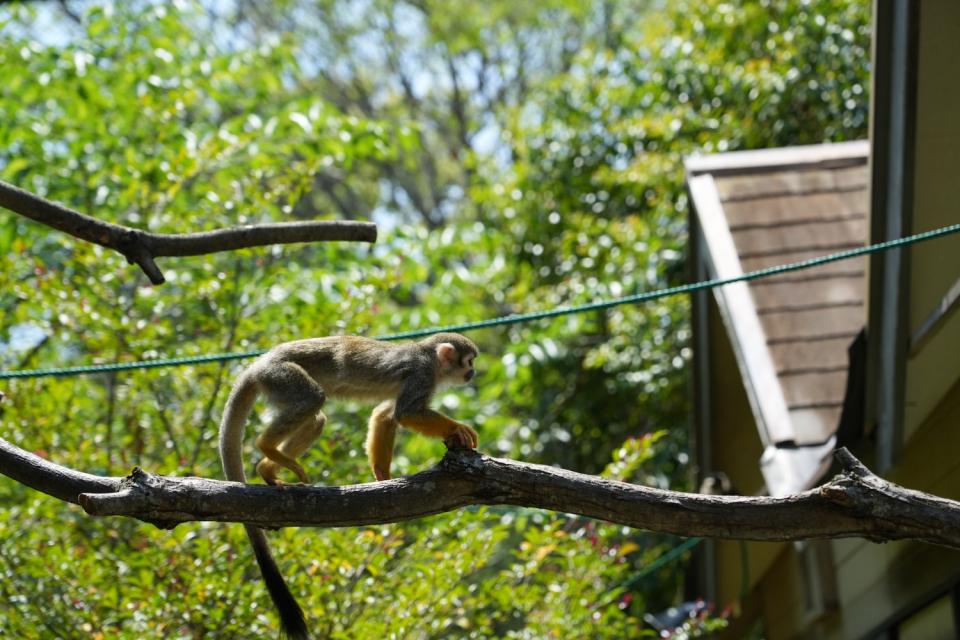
[398,410,478,449]
[366,401,398,481]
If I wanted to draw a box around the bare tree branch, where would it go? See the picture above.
[0,179,377,285]
[0,438,121,504]
[1,436,958,549]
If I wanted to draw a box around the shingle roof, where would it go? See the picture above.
[686,141,869,494]
[713,161,868,443]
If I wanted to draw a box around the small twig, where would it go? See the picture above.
[56,0,83,24]
[0,180,377,285]
[15,335,49,370]
[833,446,873,477]
[190,262,244,470]
[146,381,185,465]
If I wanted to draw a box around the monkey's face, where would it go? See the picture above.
[435,343,478,386]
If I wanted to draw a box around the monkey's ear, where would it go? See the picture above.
[436,343,458,366]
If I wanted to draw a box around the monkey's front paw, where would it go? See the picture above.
[446,424,479,449]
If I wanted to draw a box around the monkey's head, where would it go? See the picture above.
[421,333,479,385]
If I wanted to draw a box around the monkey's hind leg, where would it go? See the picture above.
[257,411,326,486]
[256,361,326,485]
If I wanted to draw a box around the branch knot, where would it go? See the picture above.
[440,448,486,475]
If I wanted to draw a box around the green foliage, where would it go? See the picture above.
[0,0,870,636]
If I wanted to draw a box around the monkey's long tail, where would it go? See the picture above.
[219,369,310,640]
[245,526,309,640]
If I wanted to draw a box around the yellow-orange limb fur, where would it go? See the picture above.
[366,401,397,481]
[399,410,479,448]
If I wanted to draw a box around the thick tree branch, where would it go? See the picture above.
[0,179,377,285]
[1,436,958,549]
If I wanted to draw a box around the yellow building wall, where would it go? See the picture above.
[904,0,960,441]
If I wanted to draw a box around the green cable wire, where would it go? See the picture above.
[380,222,960,339]
[2,222,958,380]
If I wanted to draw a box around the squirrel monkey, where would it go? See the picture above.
[218,332,479,639]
